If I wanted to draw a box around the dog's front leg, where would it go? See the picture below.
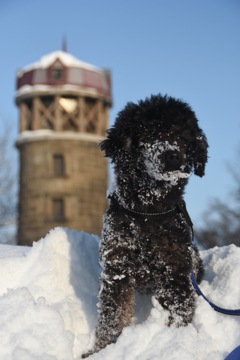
[155,272,196,327]
[82,276,135,358]
[97,276,135,348]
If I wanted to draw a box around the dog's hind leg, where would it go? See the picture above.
[192,244,204,283]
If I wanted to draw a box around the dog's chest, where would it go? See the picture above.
[123,216,191,289]
[122,213,191,260]
[102,210,192,286]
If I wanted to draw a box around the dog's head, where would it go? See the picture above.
[100,94,208,183]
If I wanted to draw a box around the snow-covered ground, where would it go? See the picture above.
[0,227,240,360]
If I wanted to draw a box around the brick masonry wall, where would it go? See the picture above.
[17,137,108,245]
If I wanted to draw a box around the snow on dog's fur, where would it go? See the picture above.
[82,94,208,358]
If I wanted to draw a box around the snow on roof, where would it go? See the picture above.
[15,84,100,99]
[17,51,101,77]
[15,130,105,146]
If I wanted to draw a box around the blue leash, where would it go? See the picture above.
[190,239,240,360]
[176,200,240,316]
[192,271,240,360]
[192,273,240,360]
[181,202,240,359]
[191,270,240,316]
[191,272,240,360]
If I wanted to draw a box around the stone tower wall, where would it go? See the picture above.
[17,134,108,245]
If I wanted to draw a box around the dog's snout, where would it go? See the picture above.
[165,150,181,170]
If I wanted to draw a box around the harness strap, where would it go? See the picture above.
[108,193,179,219]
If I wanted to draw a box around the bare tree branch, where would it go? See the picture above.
[196,148,240,249]
[0,128,17,237]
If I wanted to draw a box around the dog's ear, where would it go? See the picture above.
[100,101,140,161]
[99,134,116,159]
[191,131,209,177]
[99,128,132,161]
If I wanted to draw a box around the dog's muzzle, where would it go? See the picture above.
[142,141,191,185]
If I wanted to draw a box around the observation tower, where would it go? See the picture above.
[15,50,112,245]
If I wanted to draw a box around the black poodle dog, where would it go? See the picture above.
[82,94,208,358]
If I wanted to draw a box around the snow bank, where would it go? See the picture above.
[0,228,100,360]
[0,227,240,359]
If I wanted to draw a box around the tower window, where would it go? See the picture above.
[52,68,63,81]
[54,154,65,176]
[53,198,65,221]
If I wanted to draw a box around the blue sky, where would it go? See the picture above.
[1,0,239,227]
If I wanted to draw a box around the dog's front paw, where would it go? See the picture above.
[166,304,195,328]
[81,349,96,358]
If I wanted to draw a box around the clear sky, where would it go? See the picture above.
[1,0,239,227]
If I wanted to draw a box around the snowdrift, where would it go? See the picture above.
[0,227,240,360]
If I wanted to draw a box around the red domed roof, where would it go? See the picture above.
[16,51,112,103]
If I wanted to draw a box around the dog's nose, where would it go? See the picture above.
[165,150,181,170]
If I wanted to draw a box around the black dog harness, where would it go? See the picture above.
[109,194,240,316]
[109,194,189,221]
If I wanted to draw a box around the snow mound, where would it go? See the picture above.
[0,227,240,359]
[0,228,100,360]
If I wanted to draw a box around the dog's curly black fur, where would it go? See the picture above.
[82,94,208,358]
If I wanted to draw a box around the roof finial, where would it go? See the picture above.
[62,36,67,52]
